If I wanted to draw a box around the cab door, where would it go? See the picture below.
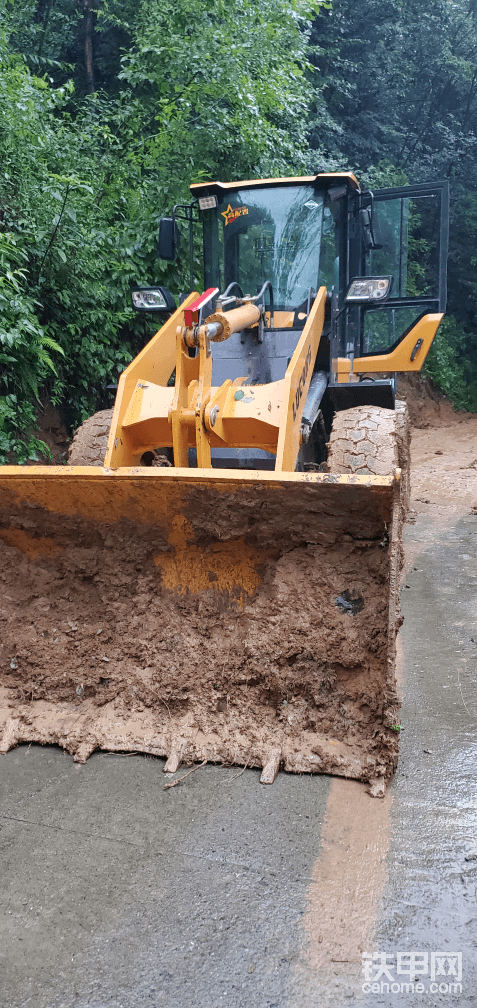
[357,180,449,356]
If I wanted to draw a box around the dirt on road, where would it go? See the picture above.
[400,375,477,539]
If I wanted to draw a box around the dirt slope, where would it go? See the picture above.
[398,373,476,429]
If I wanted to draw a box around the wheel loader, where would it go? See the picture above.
[0,172,448,795]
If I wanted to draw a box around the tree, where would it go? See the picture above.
[0,0,324,458]
[120,0,319,182]
[309,0,477,407]
[82,0,95,93]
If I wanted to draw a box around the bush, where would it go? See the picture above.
[424,314,477,412]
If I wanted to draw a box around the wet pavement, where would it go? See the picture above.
[1,512,477,1007]
[363,514,477,1008]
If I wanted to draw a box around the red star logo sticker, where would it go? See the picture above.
[221,204,236,225]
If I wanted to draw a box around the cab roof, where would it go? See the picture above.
[190,172,360,198]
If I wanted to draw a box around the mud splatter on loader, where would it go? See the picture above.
[0,172,448,794]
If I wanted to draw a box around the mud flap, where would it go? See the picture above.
[0,466,402,787]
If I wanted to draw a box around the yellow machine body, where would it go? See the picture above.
[0,172,447,790]
[104,290,440,468]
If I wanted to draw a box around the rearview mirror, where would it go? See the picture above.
[158,217,179,261]
[359,207,382,252]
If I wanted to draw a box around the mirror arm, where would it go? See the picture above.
[172,202,198,292]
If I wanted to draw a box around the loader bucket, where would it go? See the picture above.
[0,466,402,792]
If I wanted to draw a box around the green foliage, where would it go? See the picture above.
[2,0,477,443]
[0,45,132,452]
[359,163,410,190]
[308,0,477,409]
[309,0,477,180]
[121,0,319,181]
[0,0,325,458]
[0,233,63,461]
[425,315,477,412]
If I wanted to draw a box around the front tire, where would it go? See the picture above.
[327,402,411,509]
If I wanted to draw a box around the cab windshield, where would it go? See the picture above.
[202,185,339,311]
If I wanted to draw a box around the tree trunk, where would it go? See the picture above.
[35,0,54,58]
[83,0,95,94]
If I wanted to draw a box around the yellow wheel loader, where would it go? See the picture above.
[0,173,448,794]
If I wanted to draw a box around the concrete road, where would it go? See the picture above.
[1,512,477,1008]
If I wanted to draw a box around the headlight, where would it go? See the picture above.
[345,276,393,303]
[131,287,176,312]
[198,195,218,210]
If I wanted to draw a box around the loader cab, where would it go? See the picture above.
[147,174,448,470]
[195,175,351,325]
[185,175,354,469]
[199,179,347,317]
[192,174,448,410]
[191,175,353,392]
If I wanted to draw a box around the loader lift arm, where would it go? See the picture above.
[104,283,327,472]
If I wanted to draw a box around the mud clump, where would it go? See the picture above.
[0,476,402,788]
